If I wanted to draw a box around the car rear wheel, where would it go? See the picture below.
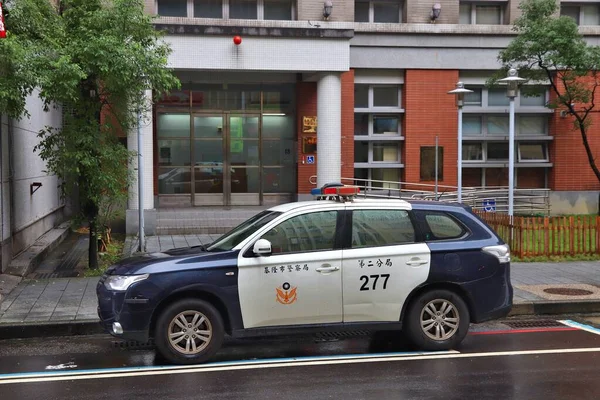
[155,299,224,364]
[404,289,470,351]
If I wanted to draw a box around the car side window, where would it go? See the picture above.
[423,212,466,240]
[260,211,338,254]
[351,210,415,248]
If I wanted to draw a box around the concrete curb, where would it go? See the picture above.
[0,320,103,340]
[2,300,600,340]
[510,300,600,316]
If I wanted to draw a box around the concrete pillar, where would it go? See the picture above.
[317,73,342,187]
[126,90,156,235]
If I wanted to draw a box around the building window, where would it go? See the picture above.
[354,168,401,189]
[355,0,403,23]
[264,0,293,20]
[230,0,258,19]
[157,0,295,20]
[463,85,548,108]
[461,142,549,163]
[520,87,546,106]
[518,116,546,135]
[464,89,482,106]
[463,116,483,135]
[420,146,443,181]
[487,142,509,160]
[561,4,600,25]
[518,143,548,162]
[463,143,483,161]
[463,115,548,136]
[459,2,504,25]
[158,0,188,17]
[488,88,510,107]
[487,115,509,135]
[373,86,399,107]
[194,0,223,17]
[373,115,400,135]
[354,142,401,163]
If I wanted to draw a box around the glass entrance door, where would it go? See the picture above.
[193,114,261,206]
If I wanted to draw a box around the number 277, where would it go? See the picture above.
[359,274,390,291]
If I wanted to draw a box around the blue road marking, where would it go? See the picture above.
[560,320,600,335]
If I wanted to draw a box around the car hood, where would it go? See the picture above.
[107,246,239,275]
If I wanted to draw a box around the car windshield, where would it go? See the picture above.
[206,211,282,252]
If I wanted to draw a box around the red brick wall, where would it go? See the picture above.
[341,71,355,181]
[404,70,459,188]
[297,82,318,194]
[548,76,600,191]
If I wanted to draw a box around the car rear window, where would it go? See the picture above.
[351,210,415,248]
[420,212,467,240]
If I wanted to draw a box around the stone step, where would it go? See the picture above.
[5,223,71,278]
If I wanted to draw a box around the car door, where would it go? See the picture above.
[341,207,431,323]
[237,209,344,329]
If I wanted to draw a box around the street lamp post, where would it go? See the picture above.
[448,82,473,204]
[498,69,526,217]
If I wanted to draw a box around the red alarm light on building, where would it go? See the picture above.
[233,35,242,45]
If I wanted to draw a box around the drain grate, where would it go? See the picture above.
[314,330,372,339]
[504,319,564,329]
[112,339,155,350]
[543,288,594,296]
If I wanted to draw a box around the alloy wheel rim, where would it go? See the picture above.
[168,310,212,355]
[419,299,460,341]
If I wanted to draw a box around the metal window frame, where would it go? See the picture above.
[156,0,297,20]
[517,142,549,163]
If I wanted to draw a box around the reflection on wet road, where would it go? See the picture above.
[1,318,600,399]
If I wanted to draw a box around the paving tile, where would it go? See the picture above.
[0,313,29,323]
[24,312,53,322]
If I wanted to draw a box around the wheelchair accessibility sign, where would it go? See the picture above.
[306,155,315,164]
[483,199,496,212]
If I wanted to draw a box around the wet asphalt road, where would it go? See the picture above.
[1,318,600,399]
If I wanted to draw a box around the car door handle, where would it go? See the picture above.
[406,259,428,266]
[316,265,340,273]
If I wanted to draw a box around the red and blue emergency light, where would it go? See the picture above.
[311,184,360,197]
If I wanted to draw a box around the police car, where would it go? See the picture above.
[97,185,512,364]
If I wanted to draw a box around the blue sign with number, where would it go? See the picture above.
[483,199,496,212]
[306,155,315,164]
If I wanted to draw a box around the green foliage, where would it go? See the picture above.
[0,0,180,267]
[490,0,600,183]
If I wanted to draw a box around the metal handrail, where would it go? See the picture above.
[309,176,550,215]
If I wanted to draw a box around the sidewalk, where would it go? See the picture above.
[1,235,600,338]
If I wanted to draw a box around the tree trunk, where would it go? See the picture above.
[89,218,99,269]
[579,124,600,184]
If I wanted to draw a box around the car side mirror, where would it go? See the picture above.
[253,239,272,256]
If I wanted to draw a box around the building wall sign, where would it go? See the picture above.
[302,116,317,133]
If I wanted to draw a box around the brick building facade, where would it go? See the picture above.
[123,0,600,234]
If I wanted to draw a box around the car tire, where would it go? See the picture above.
[404,289,470,351]
[155,298,225,365]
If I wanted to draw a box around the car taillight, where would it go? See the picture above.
[482,244,510,263]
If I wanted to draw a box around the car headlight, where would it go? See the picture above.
[104,274,149,292]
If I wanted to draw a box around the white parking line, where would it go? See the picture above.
[2,347,600,385]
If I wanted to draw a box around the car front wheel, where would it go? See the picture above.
[155,299,224,364]
[404,289,470,351]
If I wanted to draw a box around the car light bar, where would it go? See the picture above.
[311,184,360,197]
